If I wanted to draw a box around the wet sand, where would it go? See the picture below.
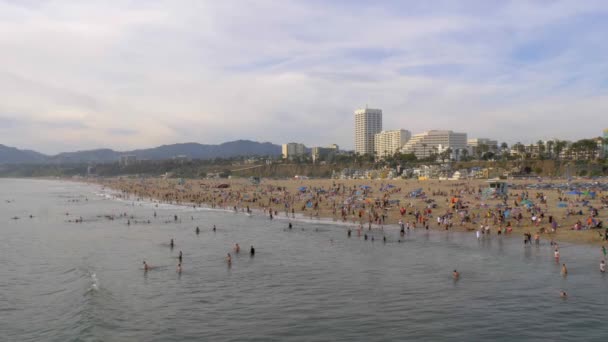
[91,177,608,247]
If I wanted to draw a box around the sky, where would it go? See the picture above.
[1,0,607,154]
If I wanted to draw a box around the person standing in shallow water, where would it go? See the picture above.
[250,246,255,256]
[561,264,568,276]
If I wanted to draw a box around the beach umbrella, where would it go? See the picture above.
[566,190,581,195]
[298,186,308,192]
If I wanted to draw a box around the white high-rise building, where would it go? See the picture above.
[355,108,382,155]
[374,129,411,158]
[401,130,467,159]
[282,143,306,159]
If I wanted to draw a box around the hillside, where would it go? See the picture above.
[0,140,282,164]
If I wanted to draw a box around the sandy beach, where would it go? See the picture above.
[91,177,608,247]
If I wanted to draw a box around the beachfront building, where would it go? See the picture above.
[401,130,467,159]
[374,129,411,158]
[282,143,306,160]
[311,144,339,163]
[355,107,382,155]
[467,138,498,157]
[119,155,137,166]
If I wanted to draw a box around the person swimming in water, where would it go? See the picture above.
[178,251,183,262]
[213,225,216,232]
[177,263,182,273]
[234,243,240,253]
[561,263,568,276]
[250,246,255,256]
[170,239,174,248]
[196,226,200,234]
[347,229,351,237]
[560,291,567,298]
[226,253,232,264]
[453,270,460,280]
[600,260,606,273]
[143,261,150,271]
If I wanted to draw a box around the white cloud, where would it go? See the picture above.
[0,0,606,154]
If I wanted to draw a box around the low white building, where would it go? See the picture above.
[282,143,306,160]
[401,130,467,159]
[119,155,137,166]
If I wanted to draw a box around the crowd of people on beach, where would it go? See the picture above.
[94,177,607,296]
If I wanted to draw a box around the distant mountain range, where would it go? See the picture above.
[0,140,282,164]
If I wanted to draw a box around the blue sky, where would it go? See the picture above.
[0,0,607,153]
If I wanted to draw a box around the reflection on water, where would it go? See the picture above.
[1,178,607,341]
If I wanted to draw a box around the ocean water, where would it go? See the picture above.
[1,178,607,341]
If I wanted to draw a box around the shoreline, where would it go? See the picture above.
[84,176,608,248]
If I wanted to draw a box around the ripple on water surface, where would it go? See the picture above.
[1,178,608,341]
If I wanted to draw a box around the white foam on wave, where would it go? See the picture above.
[90,272,99,291]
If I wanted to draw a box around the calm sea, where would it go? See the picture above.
[1,178,607,341]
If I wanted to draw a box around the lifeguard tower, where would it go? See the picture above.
[486,179,508,196]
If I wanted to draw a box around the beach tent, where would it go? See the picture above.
[557,202,568,208]
[410,188,423,197]
[567,190,582,195]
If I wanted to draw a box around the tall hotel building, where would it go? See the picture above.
[354,108,382,155]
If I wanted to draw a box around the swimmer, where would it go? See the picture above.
[213,225,216,232]
[561,264,568,276]
[288,222,292,229]
[178,251,183,262]
[226,253,232,264]
[453,270,460,280]
[143,261,149,271]
[170,239,174,248]
[250,246,255,256]
[554,249,560,262]
[347,229,351,237]
[196,226,200,234]
[235,243,240,253]
[600,260,606,273]
[177,263,182,273]
[560,291,567,298]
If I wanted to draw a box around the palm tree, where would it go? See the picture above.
[537,140,545,159]
[554,140,567,161]
[546,140,554,159]
[421,143,427,159]
[461,149,469,161]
